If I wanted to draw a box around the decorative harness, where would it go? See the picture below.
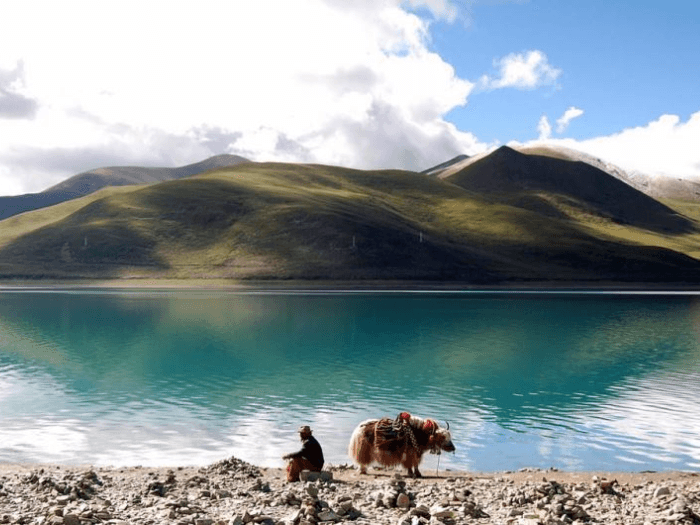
[374,412,440,455]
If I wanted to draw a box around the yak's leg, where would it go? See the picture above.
[403,453,421,478]
[355,434,375,474]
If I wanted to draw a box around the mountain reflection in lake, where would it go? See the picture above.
[1,289,700,472]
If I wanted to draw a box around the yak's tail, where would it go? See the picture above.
[348,419,376,466]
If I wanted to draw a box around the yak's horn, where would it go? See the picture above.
[445,421,450,430]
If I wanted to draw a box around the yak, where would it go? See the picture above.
[348,412,455,478]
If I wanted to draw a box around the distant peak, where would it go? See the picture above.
[492,145,520,156]
[421,154,470,175]
[207,153,248,161]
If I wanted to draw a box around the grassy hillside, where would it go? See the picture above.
[1,160,700,285]
[444,146,694,234]
[0,154,249,221]
[518,144,700,203]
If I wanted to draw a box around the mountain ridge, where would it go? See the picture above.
[2,158,700,285]
[0,154,249,221]
[443,145,694,234]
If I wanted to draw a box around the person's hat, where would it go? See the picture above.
[298,425,312,434]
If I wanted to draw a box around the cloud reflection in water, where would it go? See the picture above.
[2,291,700,471]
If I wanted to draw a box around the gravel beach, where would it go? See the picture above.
[2,459,699,525]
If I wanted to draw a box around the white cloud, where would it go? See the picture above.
[524,111,700,180]
[2,0,696,199]
[0,60,38,120]
[0,0,485,195]
[405,0,459,21]
[478,50,561,91]
[556,107,584,133]
[537,115,552,140]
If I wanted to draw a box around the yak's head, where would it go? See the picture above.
[426,420,456,454]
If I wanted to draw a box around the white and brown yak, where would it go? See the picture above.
[348,412,456,478]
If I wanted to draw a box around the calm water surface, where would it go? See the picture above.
[1,289,700,472]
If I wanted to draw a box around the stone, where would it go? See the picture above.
[396,514,413,525]
[411,505,431,518]
[63,515,81,525]
[298,470,333,482]
[55,496,71,506]
[397,493,411,509]
[429,505,454,519]
[653,486,671,498]
[317,509,340,522]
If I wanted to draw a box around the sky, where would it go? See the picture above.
[0,0,699,196]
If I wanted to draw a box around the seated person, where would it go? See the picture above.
[282,425,324,482]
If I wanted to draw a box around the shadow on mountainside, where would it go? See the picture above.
[2,160,700,284]
[0,176,503,282]
[445,146,697,235]
[0,154,249,222]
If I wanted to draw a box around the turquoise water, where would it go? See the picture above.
[1,289,700,472]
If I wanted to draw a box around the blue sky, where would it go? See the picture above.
[0,0,698,196]
[431,0,700,143]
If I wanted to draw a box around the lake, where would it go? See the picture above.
[1,288,699,473]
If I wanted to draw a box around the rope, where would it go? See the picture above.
[404,422,420,453]
[374,417,420,454]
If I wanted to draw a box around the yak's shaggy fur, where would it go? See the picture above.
[348,414,455,478]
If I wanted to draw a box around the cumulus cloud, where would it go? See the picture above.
[0,112,228,192]
[524,111,700,180]
[404,0,459,21]
[478,50,561,91]
[2,0,697,198]
[556,107,584,133]
[326,0,459,22]
[577,112,700,179]
[0,60,38,120]
[0,0,488,195]
[537,115,552,140]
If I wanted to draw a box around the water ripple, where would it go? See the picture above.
[2,291,700,470]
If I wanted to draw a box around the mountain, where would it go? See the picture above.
[421,154,469,176]
[510,144,700,203]
[429,144,700,204]
[2,160,700,285]
[442,145,694,234]
[0,154,249,221]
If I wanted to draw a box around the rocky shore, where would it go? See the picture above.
[1,459,699,525]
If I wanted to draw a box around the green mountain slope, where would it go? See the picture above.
[444,146,693,234]
[1,160,700,285]
[518,144,700,203]
[0,154,249,221]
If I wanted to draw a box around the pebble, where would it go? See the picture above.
[653,485,671,497]
[1,460,700,525]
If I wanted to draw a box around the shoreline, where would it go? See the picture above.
[2,460,699,524]
[2,461,697,485]
[3,278,700,293]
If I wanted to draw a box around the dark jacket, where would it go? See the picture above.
[289,435,324,470]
